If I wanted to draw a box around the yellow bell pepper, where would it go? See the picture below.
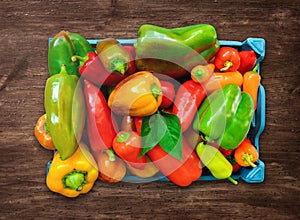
[46,142,98,198]
[108,71,162,116]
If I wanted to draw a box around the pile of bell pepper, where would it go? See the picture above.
[34,24,262,198]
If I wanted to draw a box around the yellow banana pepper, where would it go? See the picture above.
[108,71,162,116]
[46,142,98,198]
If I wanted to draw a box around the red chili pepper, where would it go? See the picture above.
[214,47,240,72]
[238,50,257,74]
[234,138,258,168]
[72,52,127,85]
[160,80,175,109]
[134,116,143,134]
[172,80,206,132]
[219,146,233,157]
[123,45,136,74]
[147,137,202,187]
[113,131,146,169]
[227,155,242,173]
[84,80,118,152]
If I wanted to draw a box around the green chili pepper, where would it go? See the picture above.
[135,24,218,78]
[44,64,86,160]
[196,142,237,184]
[194,84,254,150]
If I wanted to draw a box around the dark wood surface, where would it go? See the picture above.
[1,0,299,219]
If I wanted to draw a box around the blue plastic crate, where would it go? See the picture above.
[46,37,266,184]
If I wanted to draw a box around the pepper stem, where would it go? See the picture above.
[59,64,68,75]
[252,64,259,73]
[71,55,88,67]
[111,58,127,74]
[220,60,233,71]
[194,68,205,80]
[44,121,50,134]
[151,83,162,101]
[117,131,131,143]
[62,170,87,191]
[227,176,238,185]
[242,154,257,168]
[105,148,116,162]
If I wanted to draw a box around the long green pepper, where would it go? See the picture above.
[44,65,86,160]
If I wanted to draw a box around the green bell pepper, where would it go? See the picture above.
[48,30,94,77]
[193,84,254,150]
[44,64,86,160]
[135,24,218,78]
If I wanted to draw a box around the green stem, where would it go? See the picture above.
[117,131,131,143]
[194,68,205,80]
[71,55,88,67]
[220,60,233,71]
[105,148,116,162]
[252,64,259,73]
[111,58,127,74]
[227,176,238,185]
[44,121,50,134]
[242,154,257,168]
[62,170,87,191]
[151,83,162,101]
[59,64,68,75]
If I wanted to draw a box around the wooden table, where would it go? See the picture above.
[1,0,299,219]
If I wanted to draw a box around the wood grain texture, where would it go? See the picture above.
[0,0,299,219]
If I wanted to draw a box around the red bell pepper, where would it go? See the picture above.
[214,47,240,72]
[72,52,127,85]
[147,137,202,187]
[172,80,206,132]
[113,131,146,169]
[227,155,242,173]
[238,50,257,74]
[84,80,118,152]
[160,80,175,109]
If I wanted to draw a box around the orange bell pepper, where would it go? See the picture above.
[234,138,258,168]
[34,114,56,150]
[108,71,162,116]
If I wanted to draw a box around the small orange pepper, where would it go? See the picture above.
[203,71,243,93]
[242,65,261,110]
[234,138,258,168]
[190,63,215,84]
[34,114,56,150]
[96,149,126,183]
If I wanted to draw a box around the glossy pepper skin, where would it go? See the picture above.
[96,38,130,74]
[135,24,218,78]
[108,71,162,116]
[238,50,257,74]
[193,84,254,150]
[44,65,86,160]
[214,47,240,72]
[34,114,56,150]
[234,138,258,168]
[113,131,146,169]
[48,30,79,76]
[84,80,117,152]
[46,143,98,198]
[172,80,206,132]
[196,142,237,184]
[147,137,202,187]
[96,149,126,183]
